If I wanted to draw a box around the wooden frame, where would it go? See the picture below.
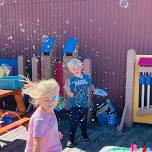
[0,117,29,134]
[0,89,26,114]
[133,55,152,124]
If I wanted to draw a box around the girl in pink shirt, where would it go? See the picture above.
[23,78,63,152]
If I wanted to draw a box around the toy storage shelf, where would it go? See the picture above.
[133,55,152,124]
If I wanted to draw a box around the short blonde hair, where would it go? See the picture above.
[22,77,60,107]
[67,58,83,69]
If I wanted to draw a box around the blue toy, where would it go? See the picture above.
[1,111,21,131]
[50,96,65,111]
[63,37,78,54]
[94,88,108,97]
[108,113,117,126]
[40,37,56,53]
[97,113,108,124]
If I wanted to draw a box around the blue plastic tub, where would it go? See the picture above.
[0,76,24,90]
[108,114,117,126]
[97,113,108,125]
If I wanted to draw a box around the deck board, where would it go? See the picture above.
[1,120,152,152]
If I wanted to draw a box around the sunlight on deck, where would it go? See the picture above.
[0,126,27,148]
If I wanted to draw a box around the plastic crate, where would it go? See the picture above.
[97,113,108,125]
[0,76,24,90]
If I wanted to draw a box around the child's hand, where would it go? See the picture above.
[58,131,63,140]
[69,93,74,97]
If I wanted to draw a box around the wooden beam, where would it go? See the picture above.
[32,56,39,82]
[83,58,93,122]
[18,56,25,75]
[0,89,26,113]
[41,55,51,80]
[14,94,26,113]
[138,107,152,115]
[138,66,152,73]
[117,105,127,132]
[0,89,21,98]
[0,118,29,134]
[125,49,136,127]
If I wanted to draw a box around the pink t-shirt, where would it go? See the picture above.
[25,107,62,152]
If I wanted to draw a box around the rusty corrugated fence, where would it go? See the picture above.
[0,0,152,108]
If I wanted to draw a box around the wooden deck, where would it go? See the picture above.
[1,119,152,152]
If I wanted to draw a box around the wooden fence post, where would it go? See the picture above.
[41,55,53,80]
[125,49,136,127]
[18,56,25,75]
[32,56,39,82]
[83,58,93,122]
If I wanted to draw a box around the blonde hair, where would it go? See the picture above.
[22,77,60,107]
[67,58,83,69]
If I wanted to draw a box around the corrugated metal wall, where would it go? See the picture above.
[0,0,152,108]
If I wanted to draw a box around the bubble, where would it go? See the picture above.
[20,28,25,32]
[65,20,69,25]
[0,0,5,6]
[42,35,49,40]
[8,36,13,40]
[98,27,102,32]
[19,23,23,27]
[119,0,129,9]
[63,30,66,34]
[47,45,50,48]
[27,59,30,63]
[90,19,93,23]
[32,45,36,49]
[92,119,95,122]
[5,44,9,48]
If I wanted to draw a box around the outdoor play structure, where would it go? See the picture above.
[0,37,93,134]
[121,49,152,131]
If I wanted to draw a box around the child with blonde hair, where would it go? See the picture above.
[23,78,63,152]
[64,58,95,148]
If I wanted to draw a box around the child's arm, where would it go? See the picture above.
[33,137,41,152]
[58,131,63,140]
[64,79,74,97]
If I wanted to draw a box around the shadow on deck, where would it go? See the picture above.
[1,116,152,152]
